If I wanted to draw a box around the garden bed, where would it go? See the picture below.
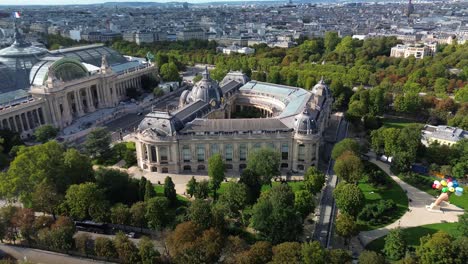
[365,222,461,252]
[357,162,409,231]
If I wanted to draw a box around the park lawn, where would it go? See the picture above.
[382,117,422,129]
[357,164,409,231]
[154,185,190,205]
[398,173,468,209]
[366,222,461,252]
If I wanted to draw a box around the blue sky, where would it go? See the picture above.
[1,0,242,5]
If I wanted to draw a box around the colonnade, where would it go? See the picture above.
[0,107,45,135]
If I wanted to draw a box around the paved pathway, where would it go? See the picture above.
[0,244,112,264]
[358,159,464,246]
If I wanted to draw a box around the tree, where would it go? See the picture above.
[335,213,358,245]
[31,181,63,219]
[189,199,212,230]
[271,242,302,264]
[139,236,160,264]
[301,241,326,264]
[130,201,147,229]
[194,180,210,199]
[358,251,386,264]
[331,138,360,160]
[333,182,365,217]
[3,141,66,204]
[247,148,281,185]
[186,176,197,198]
[416,232,455,264]
[95,168,138,204]
[13,208,35,245]
[458,210,468,236]
[139,177,147,201]
[219,182,248,218]
[34,125,58,143]
[325,31,340,53]
[63,148,94,185]
[455,85,468,103]
[208,154,225,200]
[333,151,364,183]
[327,249,352,264]
[239,168,262,204]
[144,181,156,201]
[65,182,106,220]
[303,167,326,194]
[75,233,93,256]
[95,237,117,261]
[166,222,224,264]
[114,232,141,264]
[160,62,181,82]
[110,203,130,225]
[236,241,273,264]
[145,197,170,230]
[384,227,407,260]
[294,190,315,219]
[84,127,111,160]
[164,176,177,206]
[251,184,302,244]
[49,216,76,252]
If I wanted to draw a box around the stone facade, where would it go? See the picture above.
[134,70,332,175]
[0,32,157,138]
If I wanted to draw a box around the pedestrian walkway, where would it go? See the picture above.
[357,159,464,247]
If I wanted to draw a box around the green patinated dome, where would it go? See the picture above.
[30,57,89,86]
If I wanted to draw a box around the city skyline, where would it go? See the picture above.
[3,0,293,6]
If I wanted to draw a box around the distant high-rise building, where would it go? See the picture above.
[407,0,415,17]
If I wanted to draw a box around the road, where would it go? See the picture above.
[313,118,348,248]
[0,244,111,264]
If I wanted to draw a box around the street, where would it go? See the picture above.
[313,117,348,248]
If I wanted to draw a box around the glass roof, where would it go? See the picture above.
[50,45,127,67]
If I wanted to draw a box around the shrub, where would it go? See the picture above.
[358,200,396,224]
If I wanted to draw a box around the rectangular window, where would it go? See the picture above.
[298,144,305,162]
[225,144,233,161]
[281,143,289,160]
[151,146,157,162]
[160,147,168,162]
[239,143,247,161]
[267,143,275,149]
[182,146,191,162]
[197,144,205,162]
[211,144,219,156]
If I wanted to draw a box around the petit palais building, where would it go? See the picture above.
[135,68,333,174]
[0,27,156,138]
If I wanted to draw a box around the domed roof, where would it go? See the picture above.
[294,108,317,135]
[189,67,222,105]
[30,57,88,86]
[0,27,48,93]
[312,77,331,97]
[138,112,183,137]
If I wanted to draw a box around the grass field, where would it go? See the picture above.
[382,117,423,129]
[357,163,409,231]
[154,185,189,204]
[398,173,468,209]
[366,222,461,252]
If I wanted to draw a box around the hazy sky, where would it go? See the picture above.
[1,0,238,5]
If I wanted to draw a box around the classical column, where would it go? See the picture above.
[35,110,41,125]
[146,145,152,162]
[87,88,95,112]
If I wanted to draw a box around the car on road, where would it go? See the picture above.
[126,232,136,238]
[137,112,143,116]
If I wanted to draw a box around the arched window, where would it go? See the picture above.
[197,165,206,171]
[281,163,289,168]
[162,167,168,173]
[225,164,233,170]
[183,165,192,172]
[239,164,247,170]
[297,165,304,171]
[151,166,157,172]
